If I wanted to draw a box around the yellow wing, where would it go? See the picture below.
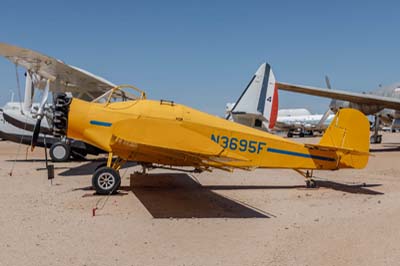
[109,118,250,170]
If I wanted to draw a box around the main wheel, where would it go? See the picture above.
[49,142,71,162]
[92,167,121,195]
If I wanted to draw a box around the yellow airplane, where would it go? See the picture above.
[48,85,369,195]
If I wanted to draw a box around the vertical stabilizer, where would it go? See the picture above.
[228,63,278,129]
[262,66,278,129]
[319,108,370,169]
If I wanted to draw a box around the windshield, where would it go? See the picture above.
[92,85,146,104]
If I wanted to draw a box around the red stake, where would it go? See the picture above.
[92,207,97,217]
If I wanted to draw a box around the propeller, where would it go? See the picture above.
[30,80,49,151]
[316,76,333,128]
[31,119,42,151]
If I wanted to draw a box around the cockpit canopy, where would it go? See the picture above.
[92,85,146,104]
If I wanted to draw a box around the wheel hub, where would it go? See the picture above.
[53,145,66,159]
[97,172,116,190]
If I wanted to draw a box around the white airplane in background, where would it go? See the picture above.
[277,75,400,143]
[0,102,39,140]
[0,42,122,161]
[226,100,334,137]
[275,108,335,137]
[0,102,103,161]
[226,63,279,130]
[225,63,333,137]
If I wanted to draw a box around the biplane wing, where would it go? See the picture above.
[0,42,116,100]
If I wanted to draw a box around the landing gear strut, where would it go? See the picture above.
[370,115,382,144]
[295,169,317,188]
[134,163,152,175]
[91,153,125,195]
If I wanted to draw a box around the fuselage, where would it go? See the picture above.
[65,98,363,170]
[2,102,52,134]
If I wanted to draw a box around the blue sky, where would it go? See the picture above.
[0,0,399,115]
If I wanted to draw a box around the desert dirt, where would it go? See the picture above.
[0,132,399,266]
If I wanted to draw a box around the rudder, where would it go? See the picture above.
[319,108,370,168]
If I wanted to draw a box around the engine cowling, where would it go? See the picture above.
[330,100,383,115]
[53,93,71,137]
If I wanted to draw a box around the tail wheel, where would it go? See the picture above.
[305,179,317,188]
[49,142,71,162]
[92,167,121,195]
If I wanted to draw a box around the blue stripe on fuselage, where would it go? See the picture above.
[90,120,112,127]
[267,147,335,162]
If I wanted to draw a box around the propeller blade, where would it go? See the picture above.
[317,108,332,128]
[325,75,332,89]
[325,75,338,112]
[315,75,334,128]
[31,118,42,151]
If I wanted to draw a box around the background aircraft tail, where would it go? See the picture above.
[227,63,278,129]
[317,108,370,168]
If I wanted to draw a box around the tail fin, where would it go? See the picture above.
[319,108,370,168]
[227,63,278,129]
[262,65,279,129]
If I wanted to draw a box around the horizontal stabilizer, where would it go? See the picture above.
[304,144,370,156]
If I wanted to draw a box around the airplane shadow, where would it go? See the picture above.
[72,172,382,218]
[123,173,271,219]
[313,180,383,195]
[7,159,49,163]
[201,180,382,195]
[370,145,400,153]
[59,160,137,176]
[6,157,89,163]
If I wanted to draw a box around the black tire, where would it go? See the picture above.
[310,180,317,188]
[299,132,305,138]
[287,132,293,138]
[306,179,317,188]
[92,167,121,195]
[49,142,71,162]
[370,135,382,144]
